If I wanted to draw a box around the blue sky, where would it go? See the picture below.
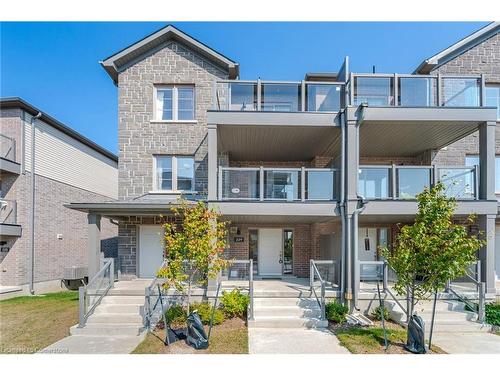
[0,22,488,154]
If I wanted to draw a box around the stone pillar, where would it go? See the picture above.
[208,124,218,201]
[479,121,496,200]
[478,214,496,295]
[87,213,101,280]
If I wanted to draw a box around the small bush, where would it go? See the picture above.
[485,303,500,326]
[165,305,187,327]
[325,300,349,324]
[371,305,390,321]
[220,289,249,318]
[191,302,225,325]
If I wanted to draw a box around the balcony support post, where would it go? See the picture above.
[477,214,496,295]
[479,121,496,200]
[208,124,218,201]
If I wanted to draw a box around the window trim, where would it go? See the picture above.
[154,84,196,122]
[153,155,196,193]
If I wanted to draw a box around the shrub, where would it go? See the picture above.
[325,300,349,324]
[220,289,250,318]
[485,303,500,327]
[371,305,390,321]
[191,302,225,325]
[165,305,187,327]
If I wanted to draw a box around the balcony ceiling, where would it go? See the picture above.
[218,124,341,161]
[358,107,497,157]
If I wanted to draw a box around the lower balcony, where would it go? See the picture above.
[358,165,479,200]
[218,167,338,202]
[0,199,21,237]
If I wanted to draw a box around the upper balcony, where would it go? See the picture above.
[0,133,21,175]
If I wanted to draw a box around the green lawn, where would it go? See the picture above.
[132,317,248,354]
[332,321,446,354]
[0,291,79,354]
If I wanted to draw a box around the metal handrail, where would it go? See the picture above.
[144,259,169,330]
[223,259,254,320]
[0,199,17,224]
[78,258,114,327]
[309,260,326,320]
[0,133,16,161]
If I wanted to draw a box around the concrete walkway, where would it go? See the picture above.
[39,334,146,354]
[431,332,500,354]
[249,327,349,354]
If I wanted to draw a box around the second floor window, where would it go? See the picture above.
[155,85,195,121]
[155,155,195,192]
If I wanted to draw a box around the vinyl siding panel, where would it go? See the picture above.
[23,113,118,199]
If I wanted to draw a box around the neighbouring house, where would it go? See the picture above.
[0,98,118,298]
[68,23,499,310]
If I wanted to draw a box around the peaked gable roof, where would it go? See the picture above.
[414,22,500,74]
[100,24,239,84]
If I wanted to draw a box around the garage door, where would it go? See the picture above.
[139,225,165,278]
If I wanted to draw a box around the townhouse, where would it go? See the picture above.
[0,98,118,297]
[69,23,499,310]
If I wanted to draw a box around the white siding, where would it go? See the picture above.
[23,113,118,199]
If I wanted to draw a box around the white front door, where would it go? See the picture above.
[358,228,379,280]
[258,228,282,276]
[139,225,164,278]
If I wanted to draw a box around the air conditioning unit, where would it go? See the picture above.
[63,266,88,280]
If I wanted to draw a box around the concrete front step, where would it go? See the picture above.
[101,296,145,305]
[86,313,143,324]
[254,297,319,308]
[417,311,478,321]
[254,306,322,319]
[70,323,145,336]
[249,317,328,329]
[94,304,143,314]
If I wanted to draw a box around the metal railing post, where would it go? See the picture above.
[445,279,451,293]
[257,79,262,111]
[110,258,115,287]
[259,166,264,201]
[393,74,398,106]
[478,282,485,323]
[391,164,397,199]
[144,286,151,330]
[474,164,479,200]
[78,286,85,328]
[480,74,485,107]
[310,260,314,290]
[476,260,482,285]
[321,281,326,320]
[437,73,442,106]
[406,285,411,322]
[383,262,388,292]
[301,80,306,111]
[249,259,254,321]
[301,167,306,202]
[218,167,223,200]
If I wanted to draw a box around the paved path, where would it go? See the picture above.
[249,327,349,354]
[431,332,500,354]
[38,333,146,354]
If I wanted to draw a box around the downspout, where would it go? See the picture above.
[29,112,42,295]
[339,110,346,304]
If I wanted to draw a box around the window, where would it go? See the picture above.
[485,85,500,119]
[155,85,195,121]
[466,155,500,193]
[155,155,195,191]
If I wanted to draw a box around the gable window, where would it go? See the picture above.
[155,155,195,191]
[155,85,195,121]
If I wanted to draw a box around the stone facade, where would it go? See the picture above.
[117,41,229,200]
[430,32,500,167]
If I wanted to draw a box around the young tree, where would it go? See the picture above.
[382,182,484,344]
[157,200,229,314]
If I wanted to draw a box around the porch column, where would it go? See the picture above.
[208,124,218,201]
[478,214,496,295]
[207,216,220,294]
[87,213,101,280]
[345,110,359,202]
[479,121,496,200]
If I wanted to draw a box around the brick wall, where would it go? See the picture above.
[117,41,229,200]
[0,171,117,286]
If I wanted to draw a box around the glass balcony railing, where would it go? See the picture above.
[214,80,343,112]
[351,74,484,108]
[219,167,337,201]
[358,165,478,200]
[0,133,16,162]
[0,199,17,225]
